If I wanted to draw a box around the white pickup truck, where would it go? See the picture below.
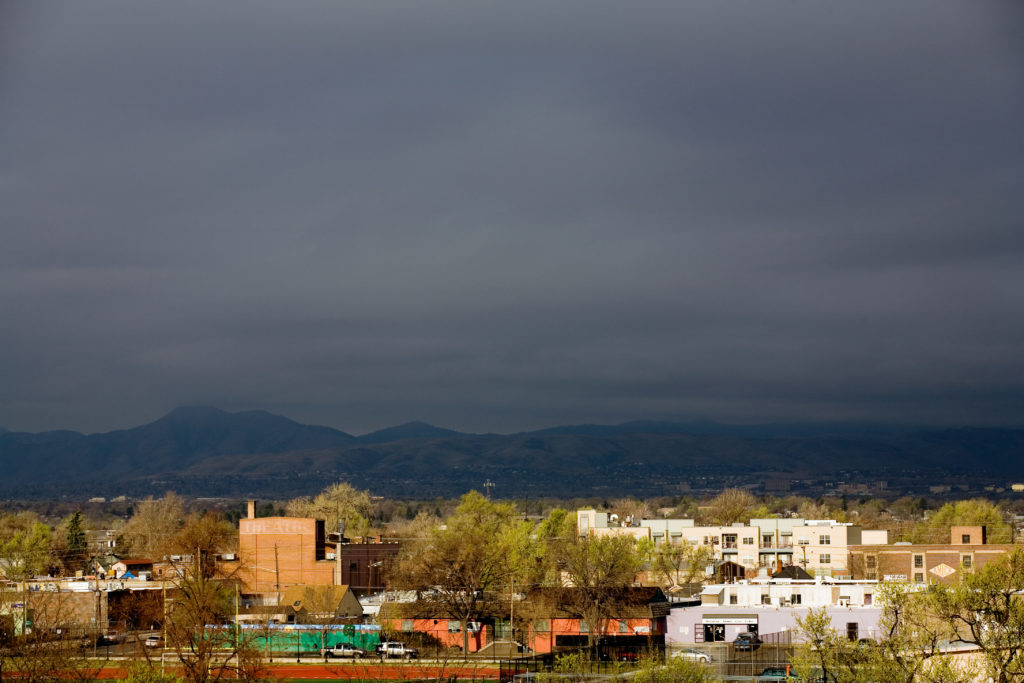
[376,641,418,659]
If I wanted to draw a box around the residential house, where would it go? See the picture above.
[281,584,363,623]
[111,558,153,579]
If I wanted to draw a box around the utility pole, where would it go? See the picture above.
[484,480,495,499]
[273,543,281,601]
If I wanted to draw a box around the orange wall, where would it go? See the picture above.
[387,618,488,652]
[238,517,334,594]
[528,618,661,654]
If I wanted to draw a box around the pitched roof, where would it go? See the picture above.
[772,566,813,580]
[280,584,359,616]
[524,586,671,619]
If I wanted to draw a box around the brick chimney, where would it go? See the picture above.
[247,500,255,519]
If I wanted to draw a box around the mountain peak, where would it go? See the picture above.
[357,421,464,444]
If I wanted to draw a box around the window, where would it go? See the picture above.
[761,594,771,605]
[914,573,924,584]
[847,623,859,641]
[821,554,831,564]
[798,538,809,546]
[962,534,971,544]
[821,535,831,545]
[619,620,628,633]
[865,593,872,605]
[448,620,461,632]
[866,555,877,569]
[763,534,774,547]
[791,593,802,605]
[914,555,924,569]
[534,619,550,632]
[703,536,710,545]
[401,620,413,632]
[743,537,754,545]
[729,594,738,605]
[580,620,589,633]
[962,555,972,568]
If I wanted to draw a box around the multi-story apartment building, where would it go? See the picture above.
[749,518,802,569]
[640,518,695,544]
[789,520,862,577]
[678,525,763,569]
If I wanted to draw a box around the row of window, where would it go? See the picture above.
[864,554,973,569]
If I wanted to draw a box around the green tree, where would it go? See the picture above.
[651,541,713,591]
[0,513,53,580]
[792,607,861,683]
[632,654,714,683]
[930,547,1024,683]
[867,581,961,683]
[285,482,373,538]
[554,534,644,651]
[390,491,532,655]
[910,499,1012,544]
[65,511,87,571]
[792,594,968,683]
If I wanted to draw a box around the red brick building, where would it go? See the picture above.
[848,526,1011,585]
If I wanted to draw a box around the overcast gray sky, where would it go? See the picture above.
[2,1,1023,435]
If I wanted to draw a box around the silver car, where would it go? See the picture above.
[672,647,712,663]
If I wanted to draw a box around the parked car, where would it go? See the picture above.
[143,635,164,648]
[376,641,418,659]
[759,666,798,679]
[734,632,762,651]
[672,647,713,663]
[321,642,364,658]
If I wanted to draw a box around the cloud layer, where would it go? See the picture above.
[2,1,1023,434]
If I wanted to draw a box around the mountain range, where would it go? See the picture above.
[1,407,1022,499]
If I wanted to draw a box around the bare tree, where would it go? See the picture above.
[0,587,102,683]
[120,493,186,559]
[697,489,763,526]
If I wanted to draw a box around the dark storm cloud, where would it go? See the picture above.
[2,1,1023,434]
